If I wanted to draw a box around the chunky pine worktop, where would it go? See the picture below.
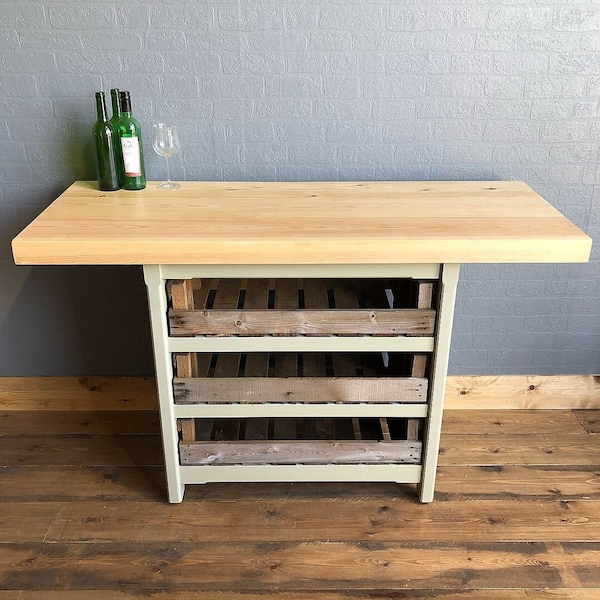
[12,180,591,265]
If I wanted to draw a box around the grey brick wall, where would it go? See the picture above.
[0,1,598,376]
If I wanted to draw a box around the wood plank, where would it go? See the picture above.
[438,433,600,466]
[180,440,421,465]
[3,376,599,411]
[303,279,330,309]
[243,279,270,309]
[0,377,158,411]
[213,279,242,309]
[0,410,160,436]
[574,410,600,433]
[275,279,298,309]
[0,466,166,502]
[0,540,575,590]
[169,308,435,336]
[0,503,61,542]
[169,279,194,311]
[43,498,600,543]
[0,435,163,467]
[442,410,588,437]
[446,376,600,410]
[173,377,428,405]
[2,592,600,600]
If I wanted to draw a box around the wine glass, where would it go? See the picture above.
[152,123,181,190]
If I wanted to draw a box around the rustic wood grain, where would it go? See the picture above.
[168,308,436,337]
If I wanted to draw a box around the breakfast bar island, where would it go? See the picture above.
[12,180,591,503]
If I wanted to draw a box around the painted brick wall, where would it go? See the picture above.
[0,1,598,376]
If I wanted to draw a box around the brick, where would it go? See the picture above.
[218,7,283,31]
[278,122,324,142]
[217,143,244,165]
[0,141,26,163]
[81,31,142,52]
[115,7,151,29]
[337,145,394,165]
[383,119,433,144]
[310,32,351,51]
[2,4,46,28]
[281,75,322,98]
[0,74,38,98]
[488,7,552,31]
[255,99,312,119]
[493,165,530,181]
[59,52,122,74]
[363,75,426,98]
[381,33,414,52]
[373,99,414,120]
[150,6,213,30]
[286,7,318,29]
[430,165,493,180]
[201,75,264,99]
[161,75,199,99]
[493,145,549,164]
[0,31,19,49]
[454,7,489,30]
[122,53,163,73]
[540,121,591,142]
[287,54,328,74]
[323,75,360,99]
[427,75,483,97]
[483,121,540,142]
[315,99,372,120]
[0,98,51,119]
[387,8,453,31]
[531,99,575,120]
[574,100,599,118]
[474,100,530,119]
[550,53,600,75]
[529,165,584,185]
[484,76,524,99]
[289,144,337,165]
[222,53,285,75]
[338,166,377,181]
[331,53,384,74]
[580,33,600,51]
[241,144,286,166]
[524,77,562,99]
[155,99,211,119]
[3,51,57,73]
[553,8,600,31]
[352,32,383,51]
[451,53,491,74]
[39,74,102,98]
[320,6,381,30]
[19,31,82,51]
[434,121,484,141]
[225,121,281,144]
[377,165,431,181]
[517,33,579,52]
[145,31,186,51]
[213,100,252,120]
[49,6,115,30]
[444,143,493,164]
[414,32,475,52]
[0,163,33,184]
[416,99,473,119]
[395,144,443,163]
[326,122,382,143]
[475,33,517,52]
[387,53,450,74]
[494,53,548,75]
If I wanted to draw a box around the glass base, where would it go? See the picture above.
[157,181,181,190]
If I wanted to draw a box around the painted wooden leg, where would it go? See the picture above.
[419,263,460,503]
[144,265,184,503]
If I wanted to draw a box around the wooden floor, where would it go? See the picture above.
[1,408,599,599]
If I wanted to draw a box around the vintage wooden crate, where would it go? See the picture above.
[167,278,436,337]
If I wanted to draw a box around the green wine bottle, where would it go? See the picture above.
[93,91,119,191]
[116,91,146,190]
[108,88,123,188]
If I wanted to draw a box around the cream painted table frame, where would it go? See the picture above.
[12,181,591,503]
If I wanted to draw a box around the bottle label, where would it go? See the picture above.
[121,136,142,177]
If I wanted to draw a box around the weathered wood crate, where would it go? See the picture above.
[173,352,428,405]
[167,278,436,337]
[179,416,422,466]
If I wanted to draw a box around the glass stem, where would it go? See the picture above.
[165,157,171,184]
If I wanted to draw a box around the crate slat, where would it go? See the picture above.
[169,308,435,337]
[173,377,428,405]
[180,440,421,465]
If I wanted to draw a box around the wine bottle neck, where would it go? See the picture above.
[110,89,120,118]
[95,92,107,122]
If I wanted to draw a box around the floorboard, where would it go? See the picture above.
[0,408,599,595]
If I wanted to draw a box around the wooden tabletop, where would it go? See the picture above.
[12,180,591,265]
